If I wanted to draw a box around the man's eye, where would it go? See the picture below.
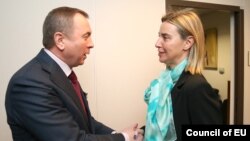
[82,32,91,39]
[82,35,89,39]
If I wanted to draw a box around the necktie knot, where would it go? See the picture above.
[68,71,77,83]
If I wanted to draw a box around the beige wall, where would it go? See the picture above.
[82,0,165,131]
[0,0,249,141]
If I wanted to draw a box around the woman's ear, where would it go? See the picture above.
[183,36,194,51]
[54,32,65,51]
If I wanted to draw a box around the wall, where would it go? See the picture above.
[90,0,165,129]
[0,0,165,140]
[202,11,231,102]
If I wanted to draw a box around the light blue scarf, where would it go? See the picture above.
[144,59,187,141]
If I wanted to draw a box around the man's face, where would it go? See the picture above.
[63,13,94,68]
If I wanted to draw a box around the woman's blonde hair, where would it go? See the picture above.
[161,9,205,74]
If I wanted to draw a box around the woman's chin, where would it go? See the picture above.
[159,58,166,63]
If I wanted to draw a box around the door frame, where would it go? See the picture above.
[165,0,244,124]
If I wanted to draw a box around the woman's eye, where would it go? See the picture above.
[163,36,170,40]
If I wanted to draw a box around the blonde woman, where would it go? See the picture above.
[144,9,222,141]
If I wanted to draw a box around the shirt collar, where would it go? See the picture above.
[44,48,72,77]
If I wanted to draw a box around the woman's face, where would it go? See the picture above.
[155,22,190,68]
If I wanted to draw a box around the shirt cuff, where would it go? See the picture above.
[111,131,129,141]
[121,132,129,141]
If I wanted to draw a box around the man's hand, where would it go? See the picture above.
[120,123,144,141]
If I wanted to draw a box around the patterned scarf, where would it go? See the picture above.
[144,59,187,141]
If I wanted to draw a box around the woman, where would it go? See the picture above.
[144,9,222,141]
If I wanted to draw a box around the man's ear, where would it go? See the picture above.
[183,36,194,51]
[54,32,65,51]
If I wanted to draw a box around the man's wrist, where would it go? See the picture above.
[121,132,129,141]
[111,131,129,141]
[111,131,118,134]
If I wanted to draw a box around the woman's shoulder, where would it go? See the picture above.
[183,71,207,82]
[180,71,210,89]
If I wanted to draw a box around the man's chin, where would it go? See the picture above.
[79,62,84,65]
[80,58,86,64]
[74,61,84,67]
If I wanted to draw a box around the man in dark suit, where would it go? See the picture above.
[5,6,143,141]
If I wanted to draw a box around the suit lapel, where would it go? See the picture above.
[36,49,91,132]
[80,90,91,117]
[80,90,94,131]
[51,73,91,128]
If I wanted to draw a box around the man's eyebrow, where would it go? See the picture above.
[82,32,91,37]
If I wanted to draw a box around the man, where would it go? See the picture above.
[5,6,143,141]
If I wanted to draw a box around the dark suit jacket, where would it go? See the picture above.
[5,49,124,141]
[171,71,223,141]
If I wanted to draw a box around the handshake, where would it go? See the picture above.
[116,123,145,141]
